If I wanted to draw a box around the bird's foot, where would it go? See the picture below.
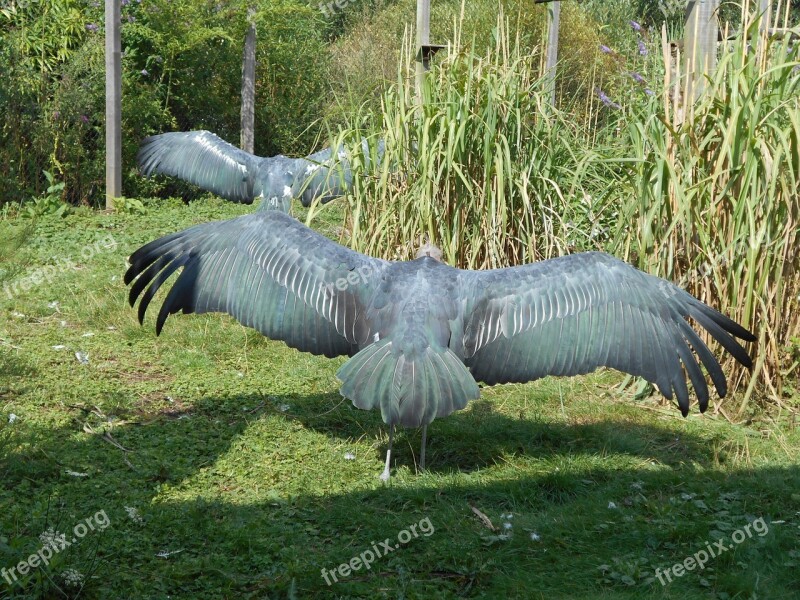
[380,424,394,482]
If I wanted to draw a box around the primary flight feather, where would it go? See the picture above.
[125,210,754,479]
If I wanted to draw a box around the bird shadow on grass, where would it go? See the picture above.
[275,392,725,476]
[1,399,798,599]
[0,387,736,503]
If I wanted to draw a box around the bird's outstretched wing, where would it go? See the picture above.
[125,211,388,358]
[296,146,349,207]
[137,131,263,204]
[458,251,754,415]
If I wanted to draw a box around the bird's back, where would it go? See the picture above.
[337,257,480,427]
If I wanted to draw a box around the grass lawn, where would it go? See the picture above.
[1,198,798,599]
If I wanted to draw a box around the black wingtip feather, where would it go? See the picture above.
[672,368,690,416]
[128,254,171,308]
[675,339,710,411]
[694,300,756,342]
[155,260,200,335]
[691,309,752,369]
[678,320,728,398]
[136,254,191,328]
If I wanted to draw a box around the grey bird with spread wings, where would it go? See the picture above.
[137,130,383,212]
[125,209,754,480]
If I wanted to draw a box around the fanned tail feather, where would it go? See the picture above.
[337,339,480,427]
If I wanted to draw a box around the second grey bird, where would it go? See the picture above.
[125,210,755,480]
[137,130,383,212]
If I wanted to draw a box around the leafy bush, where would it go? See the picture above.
[20,170,71,219]
[0,0,332,208]
[111,196,147,215]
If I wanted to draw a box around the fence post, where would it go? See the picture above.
[545,1,561,105]
[105,0,121,209]
[240,9,257,154]
[683,0,720,103]
[416,0,430,104]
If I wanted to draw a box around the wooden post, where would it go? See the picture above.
[416,0,431,104]
[105,0,121,209]
[240,10,257,154]
[545,1,560,105]
[683,0,720,103]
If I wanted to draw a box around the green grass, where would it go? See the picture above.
[1,198,799,599]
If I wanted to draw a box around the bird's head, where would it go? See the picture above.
[415,242,443,262]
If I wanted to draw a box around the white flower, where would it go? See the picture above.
[608,501,618,509]
[530,532,541,541]
[61,568,84,587]
[125,506,144,524]
[39,528,64,547]
[8,413,17,424]
[503,522,513,530]
[344,452,356,460]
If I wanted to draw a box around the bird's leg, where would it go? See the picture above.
[379,424,395,482]
[419,423,427,472]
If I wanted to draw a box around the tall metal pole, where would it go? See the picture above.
[758,0,770,25]
[105,0,121,209]
[415,0,430,104]
[684,0,720,102]
[545,1,560,105]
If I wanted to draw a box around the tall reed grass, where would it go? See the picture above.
[618,0,800,413]
[315,11,615,269]
[318,1,799,415]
